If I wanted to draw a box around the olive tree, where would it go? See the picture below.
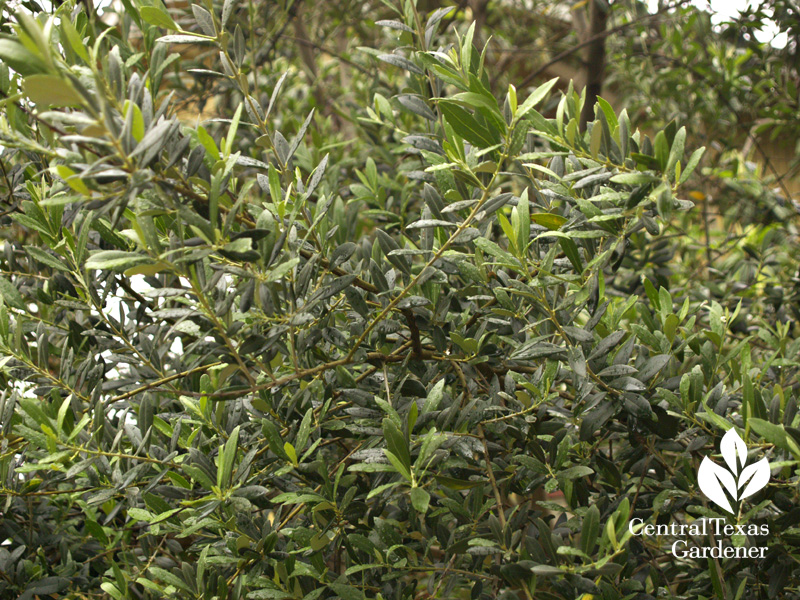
[1,1,799,600]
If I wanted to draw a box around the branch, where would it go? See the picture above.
[280,35,371,75]
[400,308,424,358]
[108,361,224,403]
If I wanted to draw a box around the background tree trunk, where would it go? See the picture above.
[579,0,609,130]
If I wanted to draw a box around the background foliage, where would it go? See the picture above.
[1,0,799,599]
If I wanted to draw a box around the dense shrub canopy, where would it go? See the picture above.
[1,1,800,599]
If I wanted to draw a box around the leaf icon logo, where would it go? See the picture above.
[698,429,770,514]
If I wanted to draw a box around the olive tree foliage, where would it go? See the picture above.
[609,2,800,218]
[1,1,800,599]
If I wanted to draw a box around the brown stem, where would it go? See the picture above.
[400,308,424,358]
[478,424,506,531]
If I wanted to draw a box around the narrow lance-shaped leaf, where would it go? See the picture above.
[217,425,240,489]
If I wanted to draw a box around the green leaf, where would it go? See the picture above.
[596,97,618,131]
[0,39,47,75]
[514,189,530,253]
[262,420,289,460]
[217,425,239,489]
[748,419,800,458]
[224,102,243,156]
[86,251,151,272]
[383,418,411,474]
[222,0,236,27]
[408,401,418,431]
[396,94,437,121]
[23,74,82,106]
[667,126,686,177]
[284,442,298,466]
[54,166,91,196]
[20,398,51,427]
[140,6,178,30]
[0,276,25,310]
[434,475,481,490]
[384,450,412,481]
[181,464,215,490]
[296,408,314,453]
[127,508,155,522]
[25,247,70,272]
[530,212,566,231]
[638,354,671,383]
[473,237,520,267]
[265,258,300,282]
[609,172,658,185]
[497,212,516,250]
[101,583,124,600]
[559,237,583,273]
[156,34,215,44]
[422,379,445,414]
[439,100,499,148]
[60,18,89,63]
[679,146,705,184]
[590,121,603,158]
[449,92,502,118]
[378,53,423,75]
[410,487,430,513]
[654,130,669,170]
[327,584,365,600]
[708,556,725,600]
[516,77,558,121]
[557,465,593,481]
[366,481,403,499]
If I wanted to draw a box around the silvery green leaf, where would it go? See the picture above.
[638,354,671,382]
[510,341,566,360]
[597,364,637,378]
[233,24,245,67]
[396,95,436,121]
[86,251,151,271]
[288,109,315,162]
[397,296,430,309]
[235,156,269,169]
[274,131,290,165]
[608,376,646,392]
[403,135,444,154]
[222,0,236,28]
[192,5,215,36]
[406,219,457,229]
[330,242,357,268]
[375,20,413,33]
[305,154,328,199]
[588,330,626,360]
[452,227,480,243]
[265,71,289,119]
[378,53,423,75]
[425,6,456,46]
[156,34,215,44]
[573,172,613,189]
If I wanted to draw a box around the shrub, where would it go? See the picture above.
[1,2,800,599]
